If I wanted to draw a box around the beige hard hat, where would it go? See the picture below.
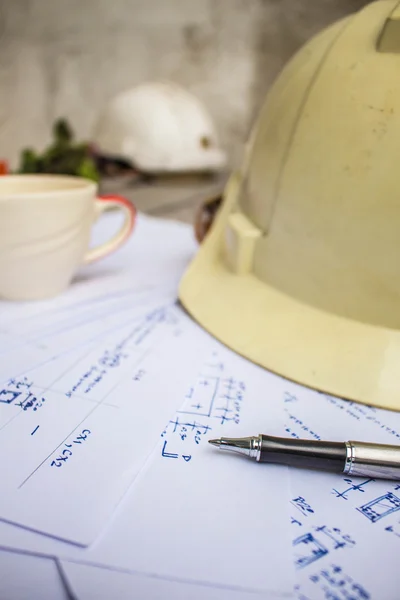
[179,0,400,412]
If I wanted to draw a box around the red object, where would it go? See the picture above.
[83,194,137,265]
[96,194,137,258]
[0,160,9,175]
[98,194,137,238]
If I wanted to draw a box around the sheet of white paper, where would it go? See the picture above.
[0,343,294,598]
[70,346,293,596]
[273,384,400,599]
[0,212,212,544]
[0,305,211,545]
[59,560,293,600]
[0,212,293,597]
[0,212,196,381]
[0,549,70,600]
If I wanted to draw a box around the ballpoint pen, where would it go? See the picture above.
[208,434,400,480]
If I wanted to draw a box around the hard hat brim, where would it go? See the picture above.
[135,147,227,174]
[179,173,400,412]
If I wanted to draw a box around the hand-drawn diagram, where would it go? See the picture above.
[293,533,329,569]
[332,478,375,501]
[0,301,203,544]
[357,492,400,523]
[160,355,247,462]
[307,563,370,600]
[293,525,356,571]
[281,386,400,599]
[0,377,45,412]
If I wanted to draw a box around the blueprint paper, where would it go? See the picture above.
[0,549,70,600]
[0,305,211,545]
[68,346,293,595]
[275,384,400,599]
[59,560,293,600]
[0,213,211,544]
[4,288,400,600]
[0,278,181,382]
[0,287,175,384]
[0,343,294,598]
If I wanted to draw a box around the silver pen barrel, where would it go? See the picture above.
[344,441,400,479]
[209,435,400,480]
[259,436,400,479]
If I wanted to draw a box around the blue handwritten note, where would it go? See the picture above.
[0,302,212,546]
[0,339,294,599]
[280,386,400,599]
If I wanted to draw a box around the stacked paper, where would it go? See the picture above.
[0,212,293,599]
[0,212,399,599]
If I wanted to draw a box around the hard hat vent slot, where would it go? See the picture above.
[224,213,262,275]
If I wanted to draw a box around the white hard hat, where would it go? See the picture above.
[92,81,227,174]
[179,0,400,412]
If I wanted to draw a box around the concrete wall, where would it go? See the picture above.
[0,0,371,169]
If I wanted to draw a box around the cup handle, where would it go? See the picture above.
[83,194,136,264]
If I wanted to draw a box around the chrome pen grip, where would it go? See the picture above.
[344,441,400,480]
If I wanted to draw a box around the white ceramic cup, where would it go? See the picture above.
[0,174,136,301]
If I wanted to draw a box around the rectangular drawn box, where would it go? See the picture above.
[357,492,400,523]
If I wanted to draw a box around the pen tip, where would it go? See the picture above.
[208,438,221,447]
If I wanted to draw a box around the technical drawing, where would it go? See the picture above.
[332,478,374,500]
[178,375,220,417]
[293,532,328,569]
[0,389,21,404]
[357,492,400,523]
[0,377,33,404]
[161,440,178,459]
[159,355,248,463]
[309,564,371,600]
[313,525,355,550]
